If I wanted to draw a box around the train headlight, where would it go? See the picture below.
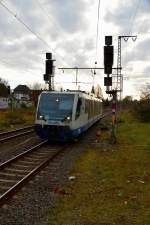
[39,115,46,121]
[62,116,71,123]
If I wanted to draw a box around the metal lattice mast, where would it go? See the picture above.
[115,35,137,100]
[117,36,122,100]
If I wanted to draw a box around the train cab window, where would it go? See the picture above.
[37,93,74,121]
[76,98,82,119]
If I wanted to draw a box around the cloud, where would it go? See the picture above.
[104,0,150,35]
[143,66,150,74]
[127,37,150,62]
[104,1,133,34]
[46,0,88,33]
[0,0,149,97]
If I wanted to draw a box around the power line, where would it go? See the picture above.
[36,0,64,36]
[0,1,51,48]
[95,0,101,59]
[0,1,67,65]
[128,0,141,35]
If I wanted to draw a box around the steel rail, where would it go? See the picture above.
[0,140,48,170]
[0,129,35,143]
[0,125,34,136]
[101,111,112,119]
[0,143,67,207]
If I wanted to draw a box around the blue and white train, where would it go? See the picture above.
[35,90,103,141]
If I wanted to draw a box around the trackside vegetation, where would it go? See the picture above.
[43,110,150,225]
[132,98,150,122]
[0,108,35,130]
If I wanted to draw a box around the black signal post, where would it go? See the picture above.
[104,36,117,144]
[44,52,55,91]
[103,35,137,144]
[104,36,114,93]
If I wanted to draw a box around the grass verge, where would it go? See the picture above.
[0,108,35,130]
[43,111,150,225]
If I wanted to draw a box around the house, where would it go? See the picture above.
[14,85,31,101]
[13,85,43,108]
[13,85,32,108]
[0,83,10,109]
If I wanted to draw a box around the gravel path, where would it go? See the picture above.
[0,121,105,225]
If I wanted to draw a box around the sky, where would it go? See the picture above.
[0,0,149,99]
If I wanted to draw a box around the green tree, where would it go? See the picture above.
[0,77,9,96]
[123,96,133,102]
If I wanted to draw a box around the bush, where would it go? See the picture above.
[133,99,150,122]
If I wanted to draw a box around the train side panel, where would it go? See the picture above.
[69,93,102,137]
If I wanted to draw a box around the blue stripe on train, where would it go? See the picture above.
[35,115,101,141]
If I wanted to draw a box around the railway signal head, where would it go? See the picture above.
[45,59,53,75]
[104,45,114,67]
[105,36,112,46]
[46,52,52,60]
[44,52,54,82]
[104,36,114,75]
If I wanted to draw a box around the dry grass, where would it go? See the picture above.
[44,111,150,225]
[0,108,35,130]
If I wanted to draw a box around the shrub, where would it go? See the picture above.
[133,99,150,122]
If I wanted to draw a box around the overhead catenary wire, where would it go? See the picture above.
[36,0,65,37]
[0,1,67,65]
[0,1,51,48]
[128,0,141,35]
[95,0,101,60]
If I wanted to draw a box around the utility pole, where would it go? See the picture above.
[75,67,78,88]
[103,36,118,144]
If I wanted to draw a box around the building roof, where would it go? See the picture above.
[14,85,30,93]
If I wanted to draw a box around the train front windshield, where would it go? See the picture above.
[37,93,74,121]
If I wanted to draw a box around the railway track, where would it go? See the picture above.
[101,111,112,118]
[0,112,111,207]
[0,125,35,142]
[0,140,68,207]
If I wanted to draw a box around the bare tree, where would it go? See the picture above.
[95,84,103,99]
[0,77,9,86]
[140,83,150,100]
[28,82,46,90]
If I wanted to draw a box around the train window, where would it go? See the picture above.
[59,101,72,110]
[76,98,82,119]
[38,93,74,121]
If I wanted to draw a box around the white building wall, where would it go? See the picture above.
[0,97,9,109]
